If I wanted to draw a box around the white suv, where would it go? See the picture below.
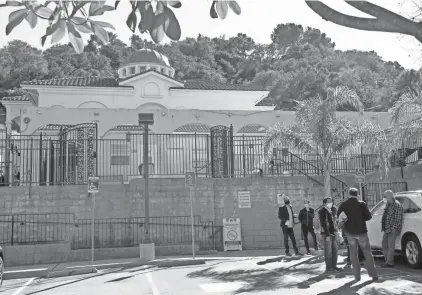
[367,191,422,268]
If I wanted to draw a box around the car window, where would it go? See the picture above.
[396,197,421,213]
[371,201,386,215]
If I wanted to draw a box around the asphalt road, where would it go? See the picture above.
[2,255,422,295]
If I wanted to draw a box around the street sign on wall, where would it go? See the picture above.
[88,177,99,193]
[185,172,196,187]
[355,168,365,183]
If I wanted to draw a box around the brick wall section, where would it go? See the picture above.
[0,176,326,250]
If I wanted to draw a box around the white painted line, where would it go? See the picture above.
[12,277,35,295]
[5,268,48,274]
[145,272,160,295]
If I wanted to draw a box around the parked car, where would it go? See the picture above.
[367,190,422,268]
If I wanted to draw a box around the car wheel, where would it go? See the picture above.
[404,235,422,269]
[0,256,4,287]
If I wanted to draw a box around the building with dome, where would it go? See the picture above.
[0,49,394,185]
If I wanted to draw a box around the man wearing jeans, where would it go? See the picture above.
[318,197,341,272]
[381,190,404,267]
[337,187,378,281]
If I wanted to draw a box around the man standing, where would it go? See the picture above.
[337,187,378,281]
[298,200,318,254]
[319,197,341,272]
[278,195,302,256]
[381,190,404,268]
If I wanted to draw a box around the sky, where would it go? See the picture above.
[0,0,421,70]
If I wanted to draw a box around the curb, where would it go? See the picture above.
[154,259,206,268]
[4,260,148,281]
[46,267,98,278]
[4,268,49,280]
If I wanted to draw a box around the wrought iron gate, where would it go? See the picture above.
[210,125,234,178]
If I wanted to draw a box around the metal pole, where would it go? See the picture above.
[359,183,363,202]
[143,123,150,242]
[91,192,95,264]
[190,187,195,259]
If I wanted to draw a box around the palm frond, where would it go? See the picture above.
[327,86,364,114]
[390,91,422,126]
[263,122,316,161]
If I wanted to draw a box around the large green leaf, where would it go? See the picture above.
[228,1,241,15]
[89,2,114,16]
[166,1,182,8]
[41,22,59,46]
[6,8,28,35]
[25,10,37,29]
[210,1,218,19]
[93,21,115,30]
[126,11,137,33]
[216,1,228,19]
[0,1,23,7]
[150,12,165,43]
[35,6,54,18]
[162,6,181,41]
[92,23,110,44]
[66,22,84,54]
[73,17,93,34]
[139,1,153,33]
[50,20,66,44]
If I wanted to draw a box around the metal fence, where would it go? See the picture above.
[1,132,421,186]
[362,182,409,207]
[0,213,74,245]
[71,215,222,250]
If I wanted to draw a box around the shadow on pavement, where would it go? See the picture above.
[186,255,325,294]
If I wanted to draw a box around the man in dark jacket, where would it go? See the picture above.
[318,197,341,272]
[337,187,378,281]
[298,200,318,254]
[278,195,302,256]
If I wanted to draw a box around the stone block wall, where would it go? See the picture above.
[0,175,326,250]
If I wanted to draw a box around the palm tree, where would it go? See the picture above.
[263,86,365,199]
[389,87,422,170]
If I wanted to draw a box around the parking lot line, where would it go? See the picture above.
[12,277,35,295]
[145,272,160,295]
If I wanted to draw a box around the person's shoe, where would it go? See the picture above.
[371,276,379,281]
[346,260,351,265]
[285,252,292,256]
[295,251,304,256]
[307,250,311,255]
[354,277,361,282]
[333,267,342,271]
[315,246,319,251]
[380,263,394,268]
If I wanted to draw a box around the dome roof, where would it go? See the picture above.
[121,49,170,68]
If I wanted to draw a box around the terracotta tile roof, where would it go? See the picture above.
[21,75,267,91]
[238,124,267,134]
[0,95,30,102]
[172,80,267,91]
[21,76,128,88]
[110,125,152,132]
[173,124,211,133]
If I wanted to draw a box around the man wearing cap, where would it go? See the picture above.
[298,200,318,254]
[278,195,303,256]
[381,190,404,267]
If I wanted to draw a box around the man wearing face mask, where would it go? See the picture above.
[278,195,303,256]
[381,190,404,268]
[298,200,318,254]
[318,197,341,272]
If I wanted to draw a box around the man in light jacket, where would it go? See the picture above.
[381,190,404,267]
[298,200,318,254]
[278,195,303,256]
